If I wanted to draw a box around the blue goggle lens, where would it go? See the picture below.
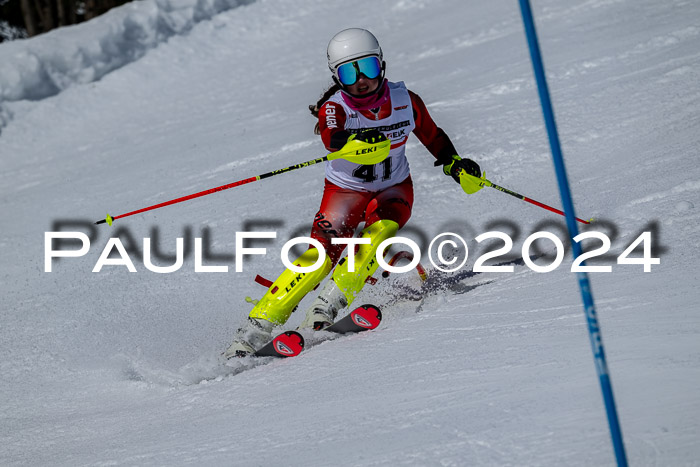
[336,56,382,86]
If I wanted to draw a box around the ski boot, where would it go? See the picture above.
[224,248,332,358]
[223,317,274,358]
[298,279,348,330]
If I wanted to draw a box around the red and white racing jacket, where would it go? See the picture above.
[318,81,459,192]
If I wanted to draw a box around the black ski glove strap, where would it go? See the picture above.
[352,128,387,144]
[434,155,481,183]
[452,158,481,180]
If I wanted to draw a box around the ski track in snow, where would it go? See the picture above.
[2,0,700,465]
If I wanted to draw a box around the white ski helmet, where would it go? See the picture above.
[327,28,384,72]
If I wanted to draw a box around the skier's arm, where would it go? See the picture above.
[318,101,353,151]
[409,90,458,163]
[409,90,481,181]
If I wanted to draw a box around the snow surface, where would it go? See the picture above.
[2,0,700,465]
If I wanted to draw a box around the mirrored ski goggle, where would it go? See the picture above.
[335,56,382,86]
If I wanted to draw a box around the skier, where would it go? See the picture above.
[225,28,481,357]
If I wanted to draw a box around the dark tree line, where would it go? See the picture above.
[1,0,130,41]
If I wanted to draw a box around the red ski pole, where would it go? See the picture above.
[95,138,390,226]
[483,178,592,224]
[459,172,592,225]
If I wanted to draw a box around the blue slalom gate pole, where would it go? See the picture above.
[517,1,628,465]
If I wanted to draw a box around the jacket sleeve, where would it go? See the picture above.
[409,89,459,165]
[318,100,353,152]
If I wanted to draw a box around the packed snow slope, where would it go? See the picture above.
[2,0,699,465]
